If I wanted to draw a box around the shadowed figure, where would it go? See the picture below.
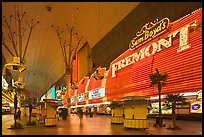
[77,108,83,124]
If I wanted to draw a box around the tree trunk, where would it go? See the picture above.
[172,101,177,128]
[29,114,31,124]
[14,93,17,128]
[66,73,71,115]
[158,81,163,127]
[158,89,162,127]
[29,104,32,124]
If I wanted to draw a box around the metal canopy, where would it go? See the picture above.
[2,2,140,98]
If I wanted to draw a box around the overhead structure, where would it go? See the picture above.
[2,2,139,98]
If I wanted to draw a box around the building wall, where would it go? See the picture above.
[77,43,92,81]
[91,2,202,69]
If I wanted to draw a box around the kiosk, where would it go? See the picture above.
[44,102,58,127]
[37,100,59,127]
[123,96,150,129]
[109,100,124,124]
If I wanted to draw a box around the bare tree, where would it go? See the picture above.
[2,10,39,64]
[51,24,85,115]
[2,4,39,129]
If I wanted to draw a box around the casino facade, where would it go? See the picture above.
[41,8,202,116]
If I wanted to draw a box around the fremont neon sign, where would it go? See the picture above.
[111,21,197,78]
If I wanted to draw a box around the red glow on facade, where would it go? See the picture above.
[76,76,89,105]
[70,88,76,106]
[88,67,107,104]
[106,9,202,101]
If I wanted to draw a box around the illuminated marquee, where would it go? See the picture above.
[88,88,106,100]
[111,21,197,78]
[70,96,74,103]
[77,93,84,102]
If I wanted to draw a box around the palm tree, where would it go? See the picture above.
[149,68,168,127]
[163,93,189,129]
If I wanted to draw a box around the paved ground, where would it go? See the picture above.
[2,114,202,135]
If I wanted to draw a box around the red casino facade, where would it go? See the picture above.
[105,8,202,114]
[106,8,202,101]
[48,8,202,115]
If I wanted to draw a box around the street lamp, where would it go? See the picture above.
[5,57,26,72]
[4,57,26,129]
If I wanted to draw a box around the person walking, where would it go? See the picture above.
[17,108,21,119]
[77,108,83,124]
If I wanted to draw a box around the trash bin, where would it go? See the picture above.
[90,113,93,117]
[57,107,68,120]
[156,116,163,125]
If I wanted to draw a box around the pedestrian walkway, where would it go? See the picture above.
[2,114,202,135]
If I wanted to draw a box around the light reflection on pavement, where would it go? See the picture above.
[2,114,14,124]
[2,114,202,135]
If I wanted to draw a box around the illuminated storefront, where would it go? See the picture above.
[70,88,77,107]
[105,8,202,114]
[2,76,14,113]
[86,67,111,114]
[87,67,107,104]
[69,67,111,114]
[66,8,202,116]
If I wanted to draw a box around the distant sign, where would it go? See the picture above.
[190,100,202,113]
[2,76,8,89]
[63,86,66,90]
[77,93,84,102]
[192,104,200,110]
[56,90,62,99]
[129,18,170,50]
[70,96,74,104]
[197,90,202,99]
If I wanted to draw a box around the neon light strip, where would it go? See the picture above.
[70,101,111,108]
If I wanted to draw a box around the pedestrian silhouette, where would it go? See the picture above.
[77,108,83,124]
[17,108,21,119]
